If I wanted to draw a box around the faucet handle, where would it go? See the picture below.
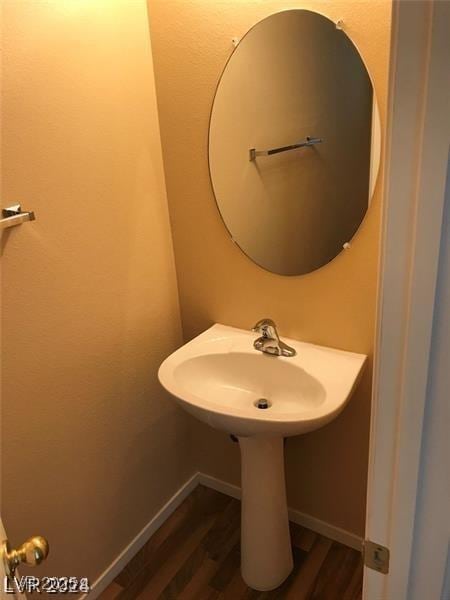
[252,318,279,339]
[252,319,297,358]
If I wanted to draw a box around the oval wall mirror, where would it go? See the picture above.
[209,10,380,276]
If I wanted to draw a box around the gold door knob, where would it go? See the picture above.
[2,536,49,577]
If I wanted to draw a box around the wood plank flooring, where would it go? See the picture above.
[99,486,363,599]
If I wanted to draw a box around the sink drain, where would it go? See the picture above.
[254,398,272,410]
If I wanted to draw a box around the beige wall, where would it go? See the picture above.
[1,0,195,585]
[148,0,392,536]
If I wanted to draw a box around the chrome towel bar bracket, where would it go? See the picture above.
[1,205,36,230]
[249,136,323,161]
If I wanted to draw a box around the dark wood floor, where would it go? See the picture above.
[99,486,363,599]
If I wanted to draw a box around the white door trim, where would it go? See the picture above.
[364,1,450,598]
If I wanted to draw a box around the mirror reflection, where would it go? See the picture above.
[209,10,380,276]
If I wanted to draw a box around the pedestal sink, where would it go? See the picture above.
[158,323,366,591]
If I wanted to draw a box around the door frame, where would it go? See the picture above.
[364,1,450,598]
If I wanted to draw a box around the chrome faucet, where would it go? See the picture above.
[252,319,296,357]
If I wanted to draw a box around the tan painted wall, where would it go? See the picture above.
[148,0,392,536]
[1,0,194,584]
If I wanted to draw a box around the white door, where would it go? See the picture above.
[364,1,450,598]
[0,211,50,596]
[0,519,10,600]
[0,518,25,599]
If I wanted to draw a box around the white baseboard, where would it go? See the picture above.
[84,472,199,599]
[86,471,362,597]
[288,508,362,551]
[197,472,241,500]
[197,472,363,551]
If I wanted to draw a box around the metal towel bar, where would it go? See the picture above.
[1,205,36,230]
[249,136,323,161]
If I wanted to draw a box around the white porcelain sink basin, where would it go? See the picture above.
[158,323,367,591]
[159,323,366,437]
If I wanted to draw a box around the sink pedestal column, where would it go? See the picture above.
[238,436,293,591]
